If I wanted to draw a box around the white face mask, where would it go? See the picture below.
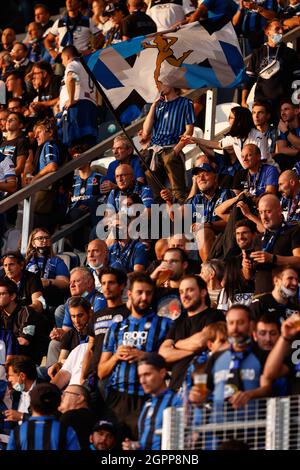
[13,381,25,393]
[280,285,297,300]
[87,262,103,270]
[272,33,283,45]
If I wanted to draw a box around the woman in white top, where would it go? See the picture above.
[182,106,272,166]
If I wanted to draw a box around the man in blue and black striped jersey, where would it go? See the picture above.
[142,85,195,203]
[98,272,171,439]
[123,353,182,451]
[7,383,80,450]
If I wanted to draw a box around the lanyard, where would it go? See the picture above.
[262,221,292,252]
[247,166,262,196]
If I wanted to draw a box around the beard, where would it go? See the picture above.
[183,297,202,312]
[132,300,150,315]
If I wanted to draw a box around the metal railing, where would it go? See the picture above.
[161,395,300,450]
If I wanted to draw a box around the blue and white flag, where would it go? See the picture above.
[84,19,245,125]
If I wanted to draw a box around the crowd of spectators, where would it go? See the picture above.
[1,0,300,452]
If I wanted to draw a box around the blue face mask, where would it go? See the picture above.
[13,382,25,393]
[272,33,283,45]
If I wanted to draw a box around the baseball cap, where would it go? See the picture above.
[92,420,118,436]
[103,2,129,16]
[192,163,217,175]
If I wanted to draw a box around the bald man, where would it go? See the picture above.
[279,170,300,223]
[250,193,300,293]
[232,143,279,196]
[106,163,154,216]
[86,239,108,290]
[59,384,96,450]
[1,28,15,51]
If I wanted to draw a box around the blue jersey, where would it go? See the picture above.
[105,156,145,184]
[203,0,238,21]
[63,289,106,328]
[215,154,242,177]
[107,182,154,212]
[108,240,148,272]
[233,164,279,196]
[150,96,195,146]
[206,347,266,404]
[26,256,69,279]
[7,416,80,450]
[281,191,300,223]
[188,188,234,224]
[139,389,182,450]
[103,311,171,395]
[35,141,60,173]
[237,0,278,34]
[278,126,300,148]
[70,171,105,210]
[184,350,209,391]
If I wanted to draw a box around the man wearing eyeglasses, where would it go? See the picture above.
[59,384,96,450]
[29,61,61,119]
[106,164,153,217]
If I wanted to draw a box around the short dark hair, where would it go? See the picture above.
[138,352,168,371]
[252,100,271,115]
[30,383,61,415]
[6,70,24,81]
[8,111,26,127]
[2,250,24,265]
[33,60,53,76]
[179,275,211,308]
[34,3,50,12]
[235,219,257,234]
[163,247,188,264]
[61,45,79,58]
[280,97,298,109]
[99,267,127,286]
[272,265,298,280]
[0,278,18,296]
[68,296,91,314]
[226,304,253,320]
[6,355,37,381]
[128,272,155,290]
[255,313,281,331]
[12,42,28,53]
[264,18,282,33]
[8,97,23,107]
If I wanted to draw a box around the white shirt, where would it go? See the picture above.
[59,58,97,110]
[220,128,271,167]
[61,343,88,385]
[18,381,36,414]
[49,16,99,53]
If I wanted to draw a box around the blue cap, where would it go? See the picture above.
[192,163,217,175]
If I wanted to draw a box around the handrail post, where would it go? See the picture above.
[204,89,217,139]
[20,197,33,255]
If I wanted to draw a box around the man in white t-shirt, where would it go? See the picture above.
[51,343,89,389]
[45,0,100,59]
[59,45,99,147]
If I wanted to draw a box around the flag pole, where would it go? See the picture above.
[80,56,165,190]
